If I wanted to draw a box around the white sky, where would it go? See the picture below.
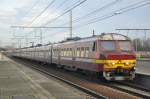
[0,0,150,47]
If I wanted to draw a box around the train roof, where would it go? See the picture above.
[14,33,130,50]
[84,33,129,40]
[58,33,130,45]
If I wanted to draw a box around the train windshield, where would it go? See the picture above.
[101,41,116,51]
[118,41,131,51]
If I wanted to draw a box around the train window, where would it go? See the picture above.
[64,49,66,56]
[66,48,68,56]
[54,49,56,55]
[101,41,116,50]
[85,47,89,57]
[65,48,66,56]
[66,48,67,56]
[56,48,59,56]
[62,49,64,56]
[60,49,63,56]
[68,48,69,56]
[61,49,63,56]
[87,47,89,51]
[74,48,76,57]
[63,49,65,56]
[81,47,84,57]
[70,48,72,56]
[73,49,76,57]
[68,48,70,56]
[79,48,81,57]
[81,47,84,50]
[67,48,69,56]
[76,48,80,57]
[92,42,97,51]
[118,41,131,51]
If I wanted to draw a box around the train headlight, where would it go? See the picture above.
[125,62,130,65]
[111,62,116,65]
[125,62,132,65]
[108,62,116,66]
[106,62,116,66]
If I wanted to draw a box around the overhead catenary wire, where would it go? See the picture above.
[72,0,122,23]
[59,0,122,26]
[17,0,41,26]
[29,0,150,35]
[38,0,88,39]
[73,0,150,29]
[42,0,121,39]
[16,0,150,46]
[43,0,88,26]
[23,0,41,18]
[27,0,56,26]
[18,0,82,43]
[49,0,148,34]
[43,0,150,38]
[23,0,87,36]
[34,0,69,26]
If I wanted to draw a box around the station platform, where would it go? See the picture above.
[0,53,88,99]
[136,60,150,76]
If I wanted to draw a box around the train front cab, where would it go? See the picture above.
[96,40,136,80]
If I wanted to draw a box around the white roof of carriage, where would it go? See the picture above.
[60,33,130,45]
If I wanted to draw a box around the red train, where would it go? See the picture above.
[9,33,136,80]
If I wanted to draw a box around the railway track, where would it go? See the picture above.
[108,81,150,98]
[13,57,149,99]
[114,81,150,92]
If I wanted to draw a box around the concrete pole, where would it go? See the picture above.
[144,30,147,51]
[40,28,43,44]
[135,30,138,52]
[126,30,129,37]
[70,10,72,38]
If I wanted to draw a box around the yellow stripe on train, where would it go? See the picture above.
[95,60,136,64]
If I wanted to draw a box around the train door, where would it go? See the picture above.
[43,46,46,62]
[33,47,36,60]
[72,47,76,67]
[58,46,61,65]
[45,46,49,63]
[50,45,53,64]
[91,40,100,59]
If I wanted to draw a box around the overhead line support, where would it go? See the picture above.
[70,10,73,38]
[11,26,71,29]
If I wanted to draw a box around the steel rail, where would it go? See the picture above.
[115,81,150,92]
[107,82,150,99]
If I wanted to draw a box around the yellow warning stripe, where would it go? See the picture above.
[95,59,136,63]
